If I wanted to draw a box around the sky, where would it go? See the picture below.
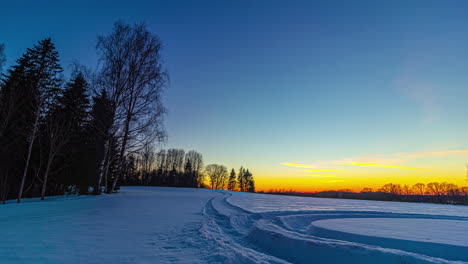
[2,0,468,191]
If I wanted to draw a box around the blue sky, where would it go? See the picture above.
[2,0,468,190]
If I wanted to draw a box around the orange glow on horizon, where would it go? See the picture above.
[254,149,468,193]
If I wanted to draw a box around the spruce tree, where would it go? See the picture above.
[237,167,245,192]
[245,169,255,193]
[54,72,91,194]
[0,38,62,202]
[228,168,237,191]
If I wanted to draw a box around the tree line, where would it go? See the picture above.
[120,148,255,192]
[261,181,468,205]
[0,22,255,204]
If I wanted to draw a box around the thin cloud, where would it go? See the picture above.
[342,161,427,171]
[280,162,314,168]
[304,170,346,172]
[305,174,336,177]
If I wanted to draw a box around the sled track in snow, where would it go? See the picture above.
[201,192,468,264]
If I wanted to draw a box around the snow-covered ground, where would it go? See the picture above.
[1,187,467,264]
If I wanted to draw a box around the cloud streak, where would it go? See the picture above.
[304,170,346,172]
[281,162,314,168]
[305,174,336,177]
[342,161,427,171]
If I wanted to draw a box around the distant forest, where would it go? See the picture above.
[261,181,468,205]
[0,22,254,204]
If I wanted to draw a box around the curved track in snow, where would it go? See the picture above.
[202,192,468,264]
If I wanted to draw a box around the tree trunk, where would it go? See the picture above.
[108,117,130,194]
[18,101,42,203]
[94,137,109,194]
[40,155,53,200]
[1,172,8,204]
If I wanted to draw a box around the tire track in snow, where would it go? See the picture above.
[201,191,468,264]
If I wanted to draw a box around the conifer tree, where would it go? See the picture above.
[228,168,237,191]
[52,72,91,195]
[11,38,62,203]
[245,169,255,193]
[238,167,245,192]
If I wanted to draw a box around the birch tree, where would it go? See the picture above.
[96,21,167,194]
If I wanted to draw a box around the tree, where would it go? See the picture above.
[245,169,255,193]
[378,183,402,196]
[96,21,167,194]
[55,71,91,194]
[238,167,245,192]
[227,168,237,191]
[140,145,155,186]
[185,150,204,187]
[412,183,425,195]
[206,164,228,190]
[13,38,63,203]
[360,187,373,193]
[183,159,193,187]
[40,103,68,200]
[89,89,114,194]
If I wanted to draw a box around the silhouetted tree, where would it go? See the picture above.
[6,38,63,203]
[55,71,91,194]
[245,169,255,193]
[237,167,245,192]
[185,150,204,187]
[96,21,167,194]
[227,168,237,191]
[40,101,69,200]
[206,164,228,190]
[412,183,425,195]
[89,89,114,194]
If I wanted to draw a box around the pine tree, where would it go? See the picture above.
[0,38,63,203]
[228,168,237,191]
[237,167,245,192]
[53,72,91,195]
[184,159,193,187]
[245,169,255,193]
[0,52,35,202]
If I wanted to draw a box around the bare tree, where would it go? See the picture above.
[360,187,373,193]
[40,112,69,200]
[96,21,167,194]
[412,183,425,195]
[378,183,402,195]
[139,144,155,186]
[205,164,228,190]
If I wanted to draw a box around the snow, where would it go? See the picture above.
[0,187,220,264]
[1,187,468,263]
[311,218,468,247]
